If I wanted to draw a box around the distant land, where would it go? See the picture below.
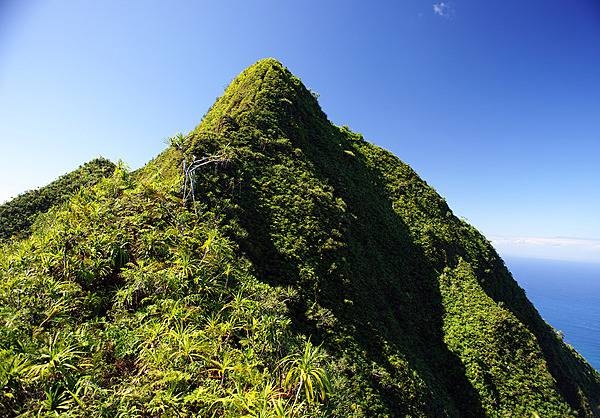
[493,236,600,265]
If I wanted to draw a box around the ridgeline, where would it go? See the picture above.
[0,158,115,241]
[1,59,598,417]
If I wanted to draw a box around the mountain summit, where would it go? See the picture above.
[1,59,599,417]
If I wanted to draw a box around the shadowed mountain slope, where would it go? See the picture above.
[1,59,598,417]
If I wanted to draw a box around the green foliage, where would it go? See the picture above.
[439,260,572,416]
[281,340,331,406]
[0,158,115,240]
[0,58,599,417]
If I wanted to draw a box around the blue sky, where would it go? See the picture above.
[1,0,599,262]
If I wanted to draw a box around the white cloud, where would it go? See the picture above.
[433,2,453,18]
[490,236,600,264]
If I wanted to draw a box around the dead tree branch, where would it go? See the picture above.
[182,154,229,204]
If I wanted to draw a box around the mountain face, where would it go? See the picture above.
[1,59,598,417]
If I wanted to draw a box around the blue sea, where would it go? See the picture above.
[505,257,600,371]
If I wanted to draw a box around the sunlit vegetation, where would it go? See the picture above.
[0,158,115,240]
[0,166,329,416]
[1,59,599,417]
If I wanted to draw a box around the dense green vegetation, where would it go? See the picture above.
[1,59,598,417]
[0,158,115,240]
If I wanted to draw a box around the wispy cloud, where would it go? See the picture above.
[490,236,600,264]
[433,2,454,19]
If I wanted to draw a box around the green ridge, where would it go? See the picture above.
[0,158,116,240]
[0,59,598,417]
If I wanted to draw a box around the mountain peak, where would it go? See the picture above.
[245,57,286,72]
[192,59,327,149]
[2,60,600,416]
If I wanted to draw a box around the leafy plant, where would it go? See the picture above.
[280,340,331,407]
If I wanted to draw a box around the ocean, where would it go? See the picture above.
[505,257,600,371]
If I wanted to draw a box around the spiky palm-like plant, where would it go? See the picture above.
[280,340,331,407]
[28,333,84,382]
[0,351,30,412]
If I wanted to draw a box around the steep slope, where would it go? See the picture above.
[0,158,115,240]
[0,59,598,417]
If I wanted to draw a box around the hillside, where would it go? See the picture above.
[0,59,598,417]
[0,158,116,240]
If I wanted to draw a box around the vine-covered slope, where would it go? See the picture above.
[0,59,598,417]
[0,158,115,240]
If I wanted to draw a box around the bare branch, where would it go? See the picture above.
[181,153,230,205]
